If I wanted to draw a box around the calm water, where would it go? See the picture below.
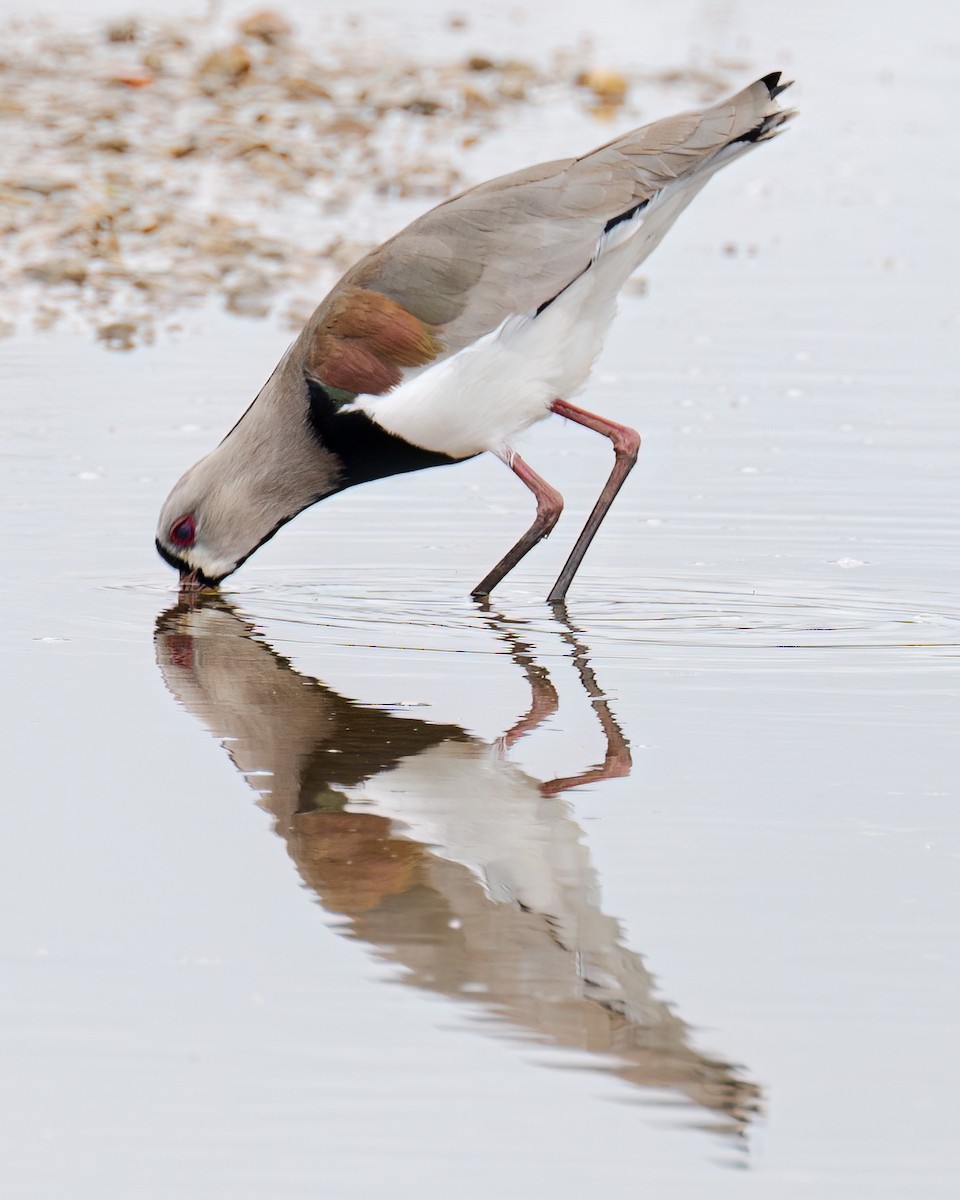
[2,1,959,1197]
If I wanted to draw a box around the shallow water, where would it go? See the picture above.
[3,1,960,1197]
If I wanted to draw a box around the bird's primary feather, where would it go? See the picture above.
[335,75,793,457]
[297,72,793,403]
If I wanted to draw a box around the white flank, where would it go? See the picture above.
[347,171,719,459]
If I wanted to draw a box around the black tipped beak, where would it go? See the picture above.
[179,568,220,597]
[156,539,222,594]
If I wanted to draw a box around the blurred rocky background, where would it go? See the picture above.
[0,7,738,347]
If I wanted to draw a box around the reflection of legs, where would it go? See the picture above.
[472,451,564,598]
[540,608,632,796]
[547,399,641,605]
[474,599,561,749]
[499,656,558,749]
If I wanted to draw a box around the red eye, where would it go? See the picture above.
[170,514,196,548]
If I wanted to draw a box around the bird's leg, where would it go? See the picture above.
[471,451,564,598]
[547,399,641,604]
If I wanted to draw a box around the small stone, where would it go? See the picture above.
[318,115,372,139]
[224,270,273,317]
[105,18,138,43]
[498,70,528,100]
[461,85,494,113]
[404,96,443,115]
[196,45,253,93]
[168,140,198,159]
[226,291,271,317]
[6,176,75,196]
[141,50,166,73]
[133,212,162,234]
[576,67,629,104]
[23,257,88,285]
[97,321,138,349]
[284,76,332,101]
[33,305,62,330]
[238,10,293,44]
[94,136,129,153]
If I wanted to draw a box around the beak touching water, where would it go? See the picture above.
[179,567,201,594]
[178,567,216,595]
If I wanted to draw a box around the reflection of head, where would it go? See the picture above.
[156,599,469,822]
[155,598,761,1135]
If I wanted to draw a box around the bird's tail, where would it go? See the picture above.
[600,71,795,187]
[591,72,794,269]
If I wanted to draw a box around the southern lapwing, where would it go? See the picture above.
[157,73,793,601]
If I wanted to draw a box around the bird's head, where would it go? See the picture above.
[156,451,288,589]
[156,393,346,591]
[154,285,451,592]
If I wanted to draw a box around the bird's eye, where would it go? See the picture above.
[170,515,196,548]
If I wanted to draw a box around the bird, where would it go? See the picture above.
[157,73,794,602]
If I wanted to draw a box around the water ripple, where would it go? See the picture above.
[115,572,960,655]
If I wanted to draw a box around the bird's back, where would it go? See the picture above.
[293,73,793,403]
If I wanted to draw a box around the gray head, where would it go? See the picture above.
[155,356,464,589]
[156,361,345,589]
[156,449,300,588]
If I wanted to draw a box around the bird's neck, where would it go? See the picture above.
[218,368,343,519]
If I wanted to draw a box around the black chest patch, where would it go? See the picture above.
[307,379,471,488]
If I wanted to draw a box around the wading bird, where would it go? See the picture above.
[157,74,793,601]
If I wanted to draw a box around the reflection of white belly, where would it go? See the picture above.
[349,740,665,1017]
[347,741,595,923]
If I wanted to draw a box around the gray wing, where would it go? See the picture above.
[297,74,792,394]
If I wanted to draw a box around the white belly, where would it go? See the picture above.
[348,270,617,458]
[348,179,706,459]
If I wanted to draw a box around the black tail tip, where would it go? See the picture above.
[761,70,792,99]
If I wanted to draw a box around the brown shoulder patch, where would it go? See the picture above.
[305,286,442,396]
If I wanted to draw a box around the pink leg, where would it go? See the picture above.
[547,399,641,605]
[472,452,564,598]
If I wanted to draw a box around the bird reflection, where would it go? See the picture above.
[155,597,760,1135]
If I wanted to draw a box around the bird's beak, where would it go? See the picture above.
[178,568,221,602]
[176,560,222,598]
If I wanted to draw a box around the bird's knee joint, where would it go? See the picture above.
[537,493,563,537]
[615,429,641,462]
